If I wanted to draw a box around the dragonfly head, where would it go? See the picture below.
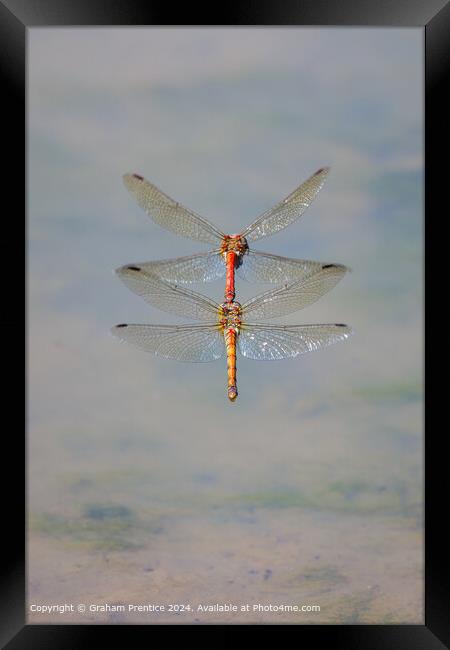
[220,234,249,258]
[220,300,241,311]
[219,302,242,331]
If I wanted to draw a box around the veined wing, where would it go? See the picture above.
[125,251,225,284]
[241,167,330,242]
[112,323,225,362]
[237,250,325,283]
[238,323,352,360]
[123,173,225,245]
[115,265,219,321]
[242,264,348,320]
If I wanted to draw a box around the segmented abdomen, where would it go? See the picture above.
[225,328,238,401]
[224,251,236,302]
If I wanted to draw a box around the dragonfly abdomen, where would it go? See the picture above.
[225,251,236,302]
[221,235,248,302]
[225,328,238,401]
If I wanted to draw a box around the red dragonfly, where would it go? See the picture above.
[123,168,333,302]
[112,263,351,401]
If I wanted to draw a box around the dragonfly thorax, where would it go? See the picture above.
[219,301,242,331]
[220,234,248,258]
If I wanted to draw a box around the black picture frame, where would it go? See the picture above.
[2,0,447,646]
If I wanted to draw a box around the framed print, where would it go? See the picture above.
[1,0,448,646]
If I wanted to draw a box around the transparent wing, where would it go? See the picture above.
[238,323,352,360]
[123,173,225,245]
[237,250,325,283]
[127,251,225,284]
[242,264,348,320]
[241,167,330,242]
[112,323,225,362]
[115,265,219,321]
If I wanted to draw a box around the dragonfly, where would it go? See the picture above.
[123,167,336,302]
[112,263,352,401]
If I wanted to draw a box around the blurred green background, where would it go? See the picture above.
[28,28,423,624]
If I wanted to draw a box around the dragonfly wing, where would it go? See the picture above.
[241,167,330,242]
[237,250,325,283]
[238,323,352,360]
[112,323,225,362]
[129,251,225,284]
[115,265,219,321]
[123,174,225,245]
[242,264,348,320]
